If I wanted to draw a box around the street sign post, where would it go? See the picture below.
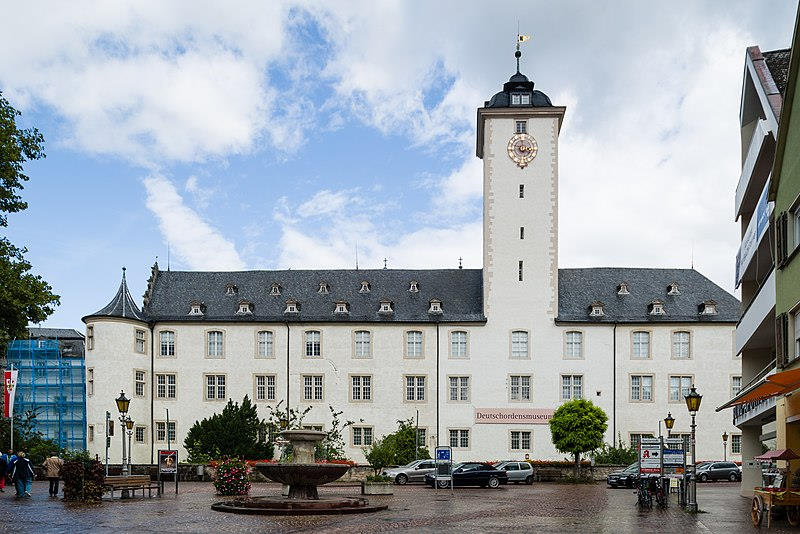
[435,446,453,493]
[639,438,662,475]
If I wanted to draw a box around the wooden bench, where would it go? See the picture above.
[104,475,161,499]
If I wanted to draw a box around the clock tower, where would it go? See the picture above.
[476,52,565,324]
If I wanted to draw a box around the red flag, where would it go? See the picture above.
[4,369,18,418]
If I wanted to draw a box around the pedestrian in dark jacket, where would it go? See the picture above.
[0,452,7,492]
[11,452,34,498]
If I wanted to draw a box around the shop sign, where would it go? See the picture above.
[474,408,554,424]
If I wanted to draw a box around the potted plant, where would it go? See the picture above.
[362,473,394,495]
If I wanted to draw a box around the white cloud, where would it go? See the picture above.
[143,174,245,270]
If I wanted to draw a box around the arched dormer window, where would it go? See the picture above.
[667,283,680,296]
[359,281,371,293]
[225,284,238,296]
[284,300,299,314]
[270,283,281,296]
[334,301,349,314]
[318,282,330,294]
[428,299,443,314]
[649,300,666,316]
[589,301,605,317]
[237,301,253,315]
[378,300,393,314]
[617,282,630,295]
[188,301,204,316]
[409,281,419,293]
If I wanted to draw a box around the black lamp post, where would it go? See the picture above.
[115,390,130,476]
[722,432,729,462]
[664,412,675,438]
[126,417,134,473]
[685,385,702,512]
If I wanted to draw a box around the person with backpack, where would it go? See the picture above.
[10,452,34,498]
[42,452,64,497]
[5,451,17,490]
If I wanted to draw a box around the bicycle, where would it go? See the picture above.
[654,478,668,509]
[636,477,653,509]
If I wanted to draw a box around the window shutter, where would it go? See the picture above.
[777,313,788,368]
[777,212,789,267]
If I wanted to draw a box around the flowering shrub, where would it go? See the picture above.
[316,459,355,466]
[525,460,591,467]
[213,457,251,496]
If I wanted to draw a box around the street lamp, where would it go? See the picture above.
[664,412,675,438]
[722,432,729,462]
[115,390,130,476]
[126,417,134,473]
[685,385,703,513]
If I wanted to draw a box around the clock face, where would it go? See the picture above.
[507,133,538,168]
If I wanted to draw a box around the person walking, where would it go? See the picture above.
[0,451,8,492]
[5,451,17,491]
[10,452,34,498]
[43,452,64,497]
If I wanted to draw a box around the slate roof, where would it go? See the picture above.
[142,269,485,323]
[83,268,147,322]
[26,327,84,340]
[764,48,791,95]
[485,70,552,108]
[557,268,739,323]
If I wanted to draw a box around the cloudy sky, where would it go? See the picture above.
[1,1,796,330]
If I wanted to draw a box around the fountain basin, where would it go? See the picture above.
[255,463,349,499]
[211,496,388,515]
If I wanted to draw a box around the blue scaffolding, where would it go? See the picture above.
[6,339,87,450]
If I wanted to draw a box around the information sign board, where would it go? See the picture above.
[436,448,451,461]
[639,438,661,474]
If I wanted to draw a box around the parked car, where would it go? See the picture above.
[695,462,741,482]
[424,462,508,489]
[607,462,639,488]
[494,461,534,484]
[383,459,437,485]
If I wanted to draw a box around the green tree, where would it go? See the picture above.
[0,93,59,349]
[591,434,637,465]
[549,399,608,477]
[184,396,273,462]
[364,419,431,472]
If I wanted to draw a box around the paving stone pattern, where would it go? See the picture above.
[0,481,787,533]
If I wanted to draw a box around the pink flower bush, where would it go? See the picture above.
[213,457,251,496]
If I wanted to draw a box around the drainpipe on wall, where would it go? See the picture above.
[149,323,155,465]
[436,321,440,447]
[613,322,618,446]
[285,323,290,425]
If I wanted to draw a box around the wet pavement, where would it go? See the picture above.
[0,480,785,533]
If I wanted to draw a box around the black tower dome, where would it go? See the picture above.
[484,49,552,108]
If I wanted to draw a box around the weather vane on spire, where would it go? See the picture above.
[516,31,531,73]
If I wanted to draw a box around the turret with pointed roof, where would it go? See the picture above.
[82,267,147,323]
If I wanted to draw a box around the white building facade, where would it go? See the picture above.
[84,59,741,465]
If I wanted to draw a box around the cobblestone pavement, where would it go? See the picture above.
[0,481,787,533]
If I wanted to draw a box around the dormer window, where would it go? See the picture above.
[515,120,527,134]
[511,93,531,105]
[428,300,443,314]
[649,300,666,316]
[359,281,371,293]
[284,300,299,314]
[589,301,605,317]
[409,281,419,293]
[379,300,393,314]
[225,284,238,296]
[318,282,330,295]
[334,301,349,314]
[188,302,204,316]
[617,282,630,295]
[667,283,680,296]
[700,300,718,315]
[270,283,281,296]
[237,301,253,315]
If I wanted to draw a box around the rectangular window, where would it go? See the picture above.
[352,426,374,446]
[135,426,146,443]
[205,374,226,400]
[257,331,273,358]
[303,375,324,401]
[156,374,176,399]
[406,331,423,358]
[515,120,527,134]
[731,434,742,454]
[88,425,94,442]
[450,331,468,358]
[207,331,223,358]
[510,430,532,451]
[520,226,525,239]
[417,428,427,448]
[561,375,583,400]
[672,331,690,359]
[305,331,321,358]
[632,332,650,359]
[669,375,692,402]
[449,429,469,449]
[511,93,521,105]
[351,375,372,401]
[519,184,524,198]
[731,376,742,398]
[135,329,146,354]
[156,421,176,443]
[520,94,530,105]
[630,433,654,452]
[631,375,653,401]
[354,331,371,358]
[87,368,94,396]
[160,331,175,357]
[406,376,426,401]
[134,370,146,397]
[565,331,583,359]
[255,375,276,401]
[511,331,529,359]
[449,376,470,402]
[87,326,94,350]
[510,375,531,401]
[519,260,523,281]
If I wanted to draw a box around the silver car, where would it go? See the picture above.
[495,461,534,484]
[384,459,437,485]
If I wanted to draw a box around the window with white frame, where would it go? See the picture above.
[669,375,692,402]
[305,331,321,358]
[511,331,529,359]
[450,331,468,358]
[632,331,650,359]
[354,331,371,358]
[156,373,176,399]
[270,283,281,296]
[189,303,203,315]
[335,301,349,314]
[417,428,427,448]
[405,376,426,401]
[510,430,532,451]
[672,331,690,359]
[449,429,470,448]
[631,375,653,401]
[561,375,583,400]
[255,375,276,401]
[135,329,146,353]
[793,205,800,250]
[238,302,252,314]
[449,376,470,402]
[87,326,94,350]
[731,376,742,398]
[515,120,527,134]
[731,434,742,454]
[257,331,273,358]
[510,375,531,401]
[160,331,175,357]
[351,375,372,401]
[205,374,226,400]
[352,426,374,446]
[630,433,654,452]
[360,281,371,293]
[406,331,423,358]
[207,331,223,358]
[135,426,146,443]
[565,331,583,359]
[409,281,419,293]
[155,421,176,442]
[303,375,324,401]
[87,368,94,396]
[134,370,146,397]
[378,300,393,314]
[318,282,329,294]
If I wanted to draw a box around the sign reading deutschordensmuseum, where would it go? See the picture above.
[474,408,554,424]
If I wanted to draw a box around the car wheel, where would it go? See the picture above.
[437,479,449,489]
[525,475,533,485]
[396,474,408,485]
[728,473,737,482]
[699,473,708,483]
[488,477,500,489]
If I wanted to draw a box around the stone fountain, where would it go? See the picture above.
[211,429,388,515]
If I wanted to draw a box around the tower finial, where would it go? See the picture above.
[122,266,127,280]
[459,256,463,269]
[516,33,531,74]
[383,258,388,270]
